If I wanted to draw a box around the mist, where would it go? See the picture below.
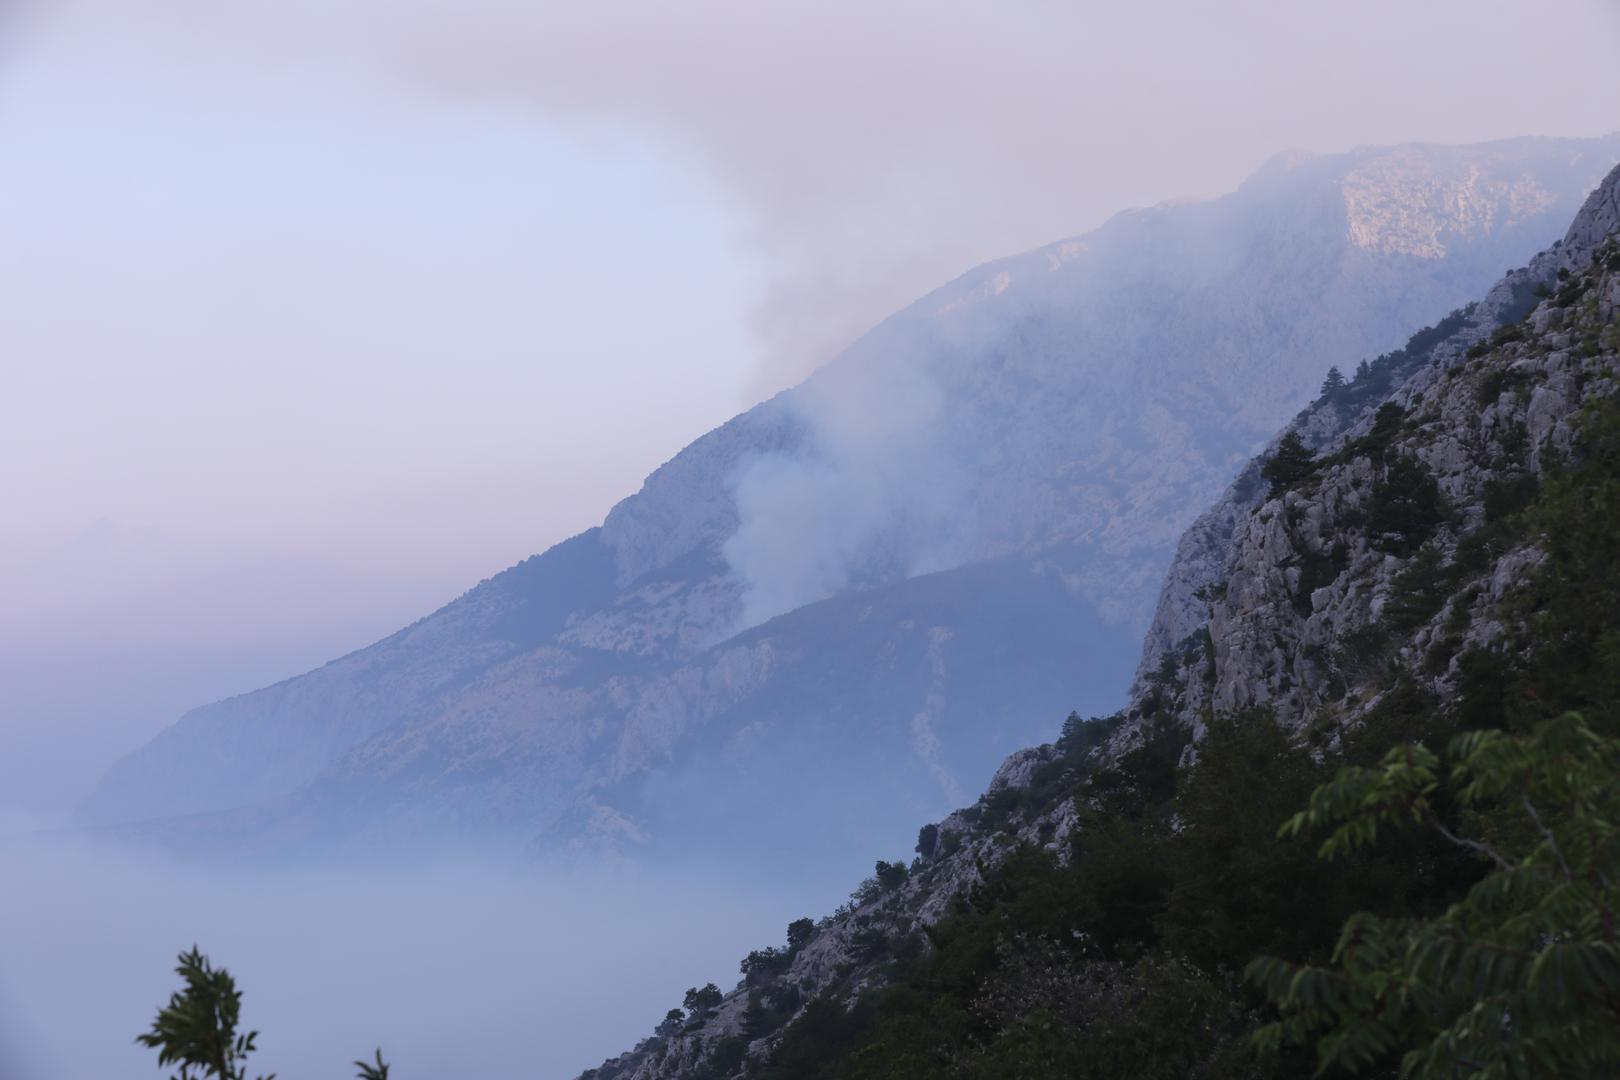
[0,837,820,1080]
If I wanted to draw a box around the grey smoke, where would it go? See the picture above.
[31,0,1620,388]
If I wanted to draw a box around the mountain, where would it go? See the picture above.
[574,158,1620,1080]
[82,136,1620,871]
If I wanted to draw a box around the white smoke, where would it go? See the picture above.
[722,343,978,631]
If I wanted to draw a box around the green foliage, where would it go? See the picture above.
[137,947,390,1080]
[742,916,820,985]
[683,983,723,1017]
[1336,622,1394,685]
[353,1049,390,1080]
[757,709,1469,1079]
[875,859,910,891]
[1320,366,1347,399]
[1366,455,1446,555]
[137,947,272,1080]
[1552,278,1586,308]
[1057,710,1117,760]
[695,1035,749,1079]
[713,295,1620,1079]
[940,950,1272,1080]
[1440,393,1620,735]
[1515,396,1620,724]
[1159,713,1340,968]
[787,917,817,952]
[1383,545,1448,631]
[1497,419,1530,463]
[1251,713,1620,1078]
[1466,321,1528,360]
[1261,432,1317,500]
[1481,471,1538,522]
[757,997,875,1080]
[915,823,939,860]
[1360,403,1407,461]
[1339,307,1472,407]
[742,946,790,979]
[850,860,911,905]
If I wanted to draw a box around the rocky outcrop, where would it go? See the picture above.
[1133,162,1597,693]
[1136,160,1620,739]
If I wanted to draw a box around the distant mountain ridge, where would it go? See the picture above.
[82,135,1620,872]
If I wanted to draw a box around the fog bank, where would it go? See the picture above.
[0,840,813,1079]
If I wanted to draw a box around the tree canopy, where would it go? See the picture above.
[1250,712,1620,1078]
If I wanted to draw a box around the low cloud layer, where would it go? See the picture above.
[0,839,816,1080]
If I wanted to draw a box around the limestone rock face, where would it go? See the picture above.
[1135,161,1620,738]
[82,138,1620,869]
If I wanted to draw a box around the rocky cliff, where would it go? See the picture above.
[82,137,1620,873]
[571,159,1620,1080]
[1136,153,1620,740]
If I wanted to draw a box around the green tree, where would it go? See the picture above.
[1060,710,1085,745]
[1261,432,1317,501]
[137,947,272,1080]
[684,983,723,1016]
[1249,713,1620,1078]
[1366,455,1446,555]
[1320,366,1347,398]
[787,917,817,952]
[874,859,910,890]
[1158,712,1339,969]
[139,946,392,1080]
[742,947,788,978]
[655,1008,686,1036]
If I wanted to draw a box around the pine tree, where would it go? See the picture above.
[1060,711,1085,746]
[1320,365,1346,397]
[1260,432,1316,500]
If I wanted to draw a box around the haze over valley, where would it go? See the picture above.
[4,2,1620,1077]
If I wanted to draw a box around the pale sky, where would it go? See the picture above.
[3,0,1619,815]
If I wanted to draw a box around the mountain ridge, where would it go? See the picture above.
[82,135,1620,872]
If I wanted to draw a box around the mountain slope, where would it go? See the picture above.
[83,136,1620,869]
[575,157,1620,1080]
